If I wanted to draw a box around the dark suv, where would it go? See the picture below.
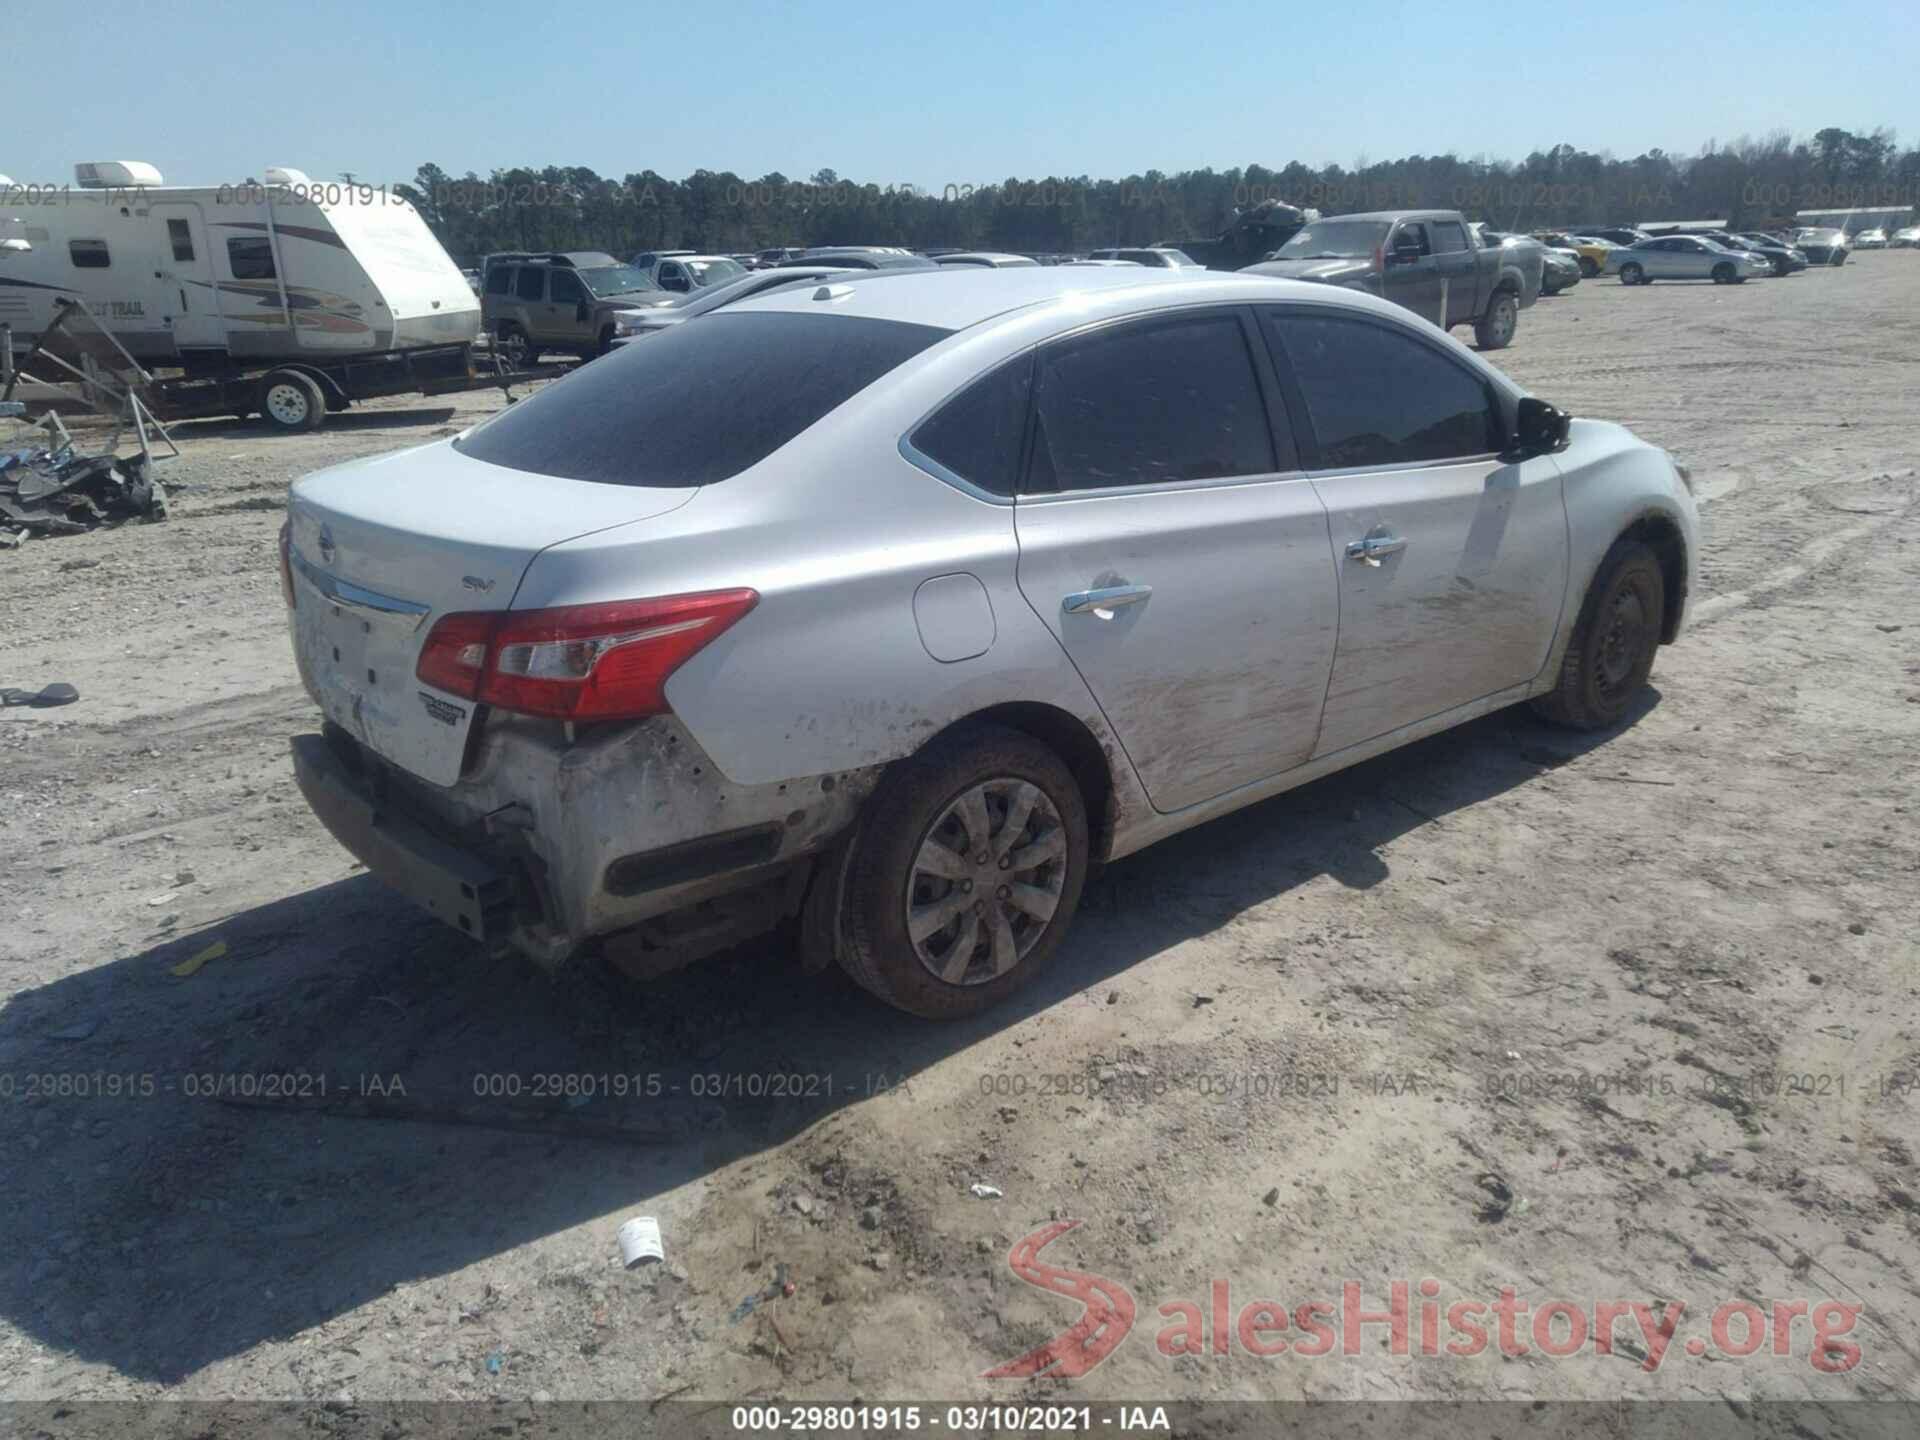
[479,252,672,364]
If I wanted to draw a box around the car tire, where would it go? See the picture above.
[1532,539,1666,730]
[494,323,534,368]
[257,370,326,432]
[839,724,1089,1020]
[1620,262,1644,285]
[1579,257,1599,278]
[1711,262,1736,284]
[1473,290,1518,350]
[598,325,617,357]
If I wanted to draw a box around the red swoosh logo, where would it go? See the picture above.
[981,1220,1136,1379]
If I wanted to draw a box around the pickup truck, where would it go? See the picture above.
[1244,209,1534,350]
[1158,199,1320,272]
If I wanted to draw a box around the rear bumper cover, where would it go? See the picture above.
[291,716,883,965]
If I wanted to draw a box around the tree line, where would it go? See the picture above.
[389,128,1918,263]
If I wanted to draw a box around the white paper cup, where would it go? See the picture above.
[618,1216,664,1269]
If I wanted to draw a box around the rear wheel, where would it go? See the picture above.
[1620,262,1644,286]
[840,725,1089,1019]
[1578,256,1598,278]
[257,370,326,432]
[1473,290,1517,350]
[493,323,534,369]
[1532,539,1666,730]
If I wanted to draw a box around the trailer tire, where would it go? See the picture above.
[258,371,326,432]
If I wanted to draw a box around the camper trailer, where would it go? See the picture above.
[2,163,485,428]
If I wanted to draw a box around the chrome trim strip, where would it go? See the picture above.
[292,548,431,622]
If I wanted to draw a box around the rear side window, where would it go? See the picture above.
[514,267,546,301]
[227,237,275,279]
[909,355,1033,497]
[1030,313,1276,491]
[455,312,949,487]
[1264,310,1500,469]
[1431,222,1468,253]
[484,266,514,296]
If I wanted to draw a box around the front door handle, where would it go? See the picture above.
[1345,532,1407,567]
[1063,584,1152,616]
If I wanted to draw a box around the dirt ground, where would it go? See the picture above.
[2,256,1917,1419]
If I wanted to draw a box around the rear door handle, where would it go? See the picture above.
[1063,584,1152,615]
[1345,532,1407,567]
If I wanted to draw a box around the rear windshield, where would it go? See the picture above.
[454,311,949,487]
[1274,220,1392,259]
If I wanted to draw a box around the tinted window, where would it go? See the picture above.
[226,237,274,279]
[455,312,948,487]
[1265,310,1500,469]
[166,219,195,262]
[910,355,1033,497]
[484,265,514,296]
[69,239,111,269]
[1031,314,1276,491]
[514,267,546,301]
[1394,223,1432,255]
[549,270,586,304]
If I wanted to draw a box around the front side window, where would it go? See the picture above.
[549,270,586,304]
[226,236,275,279]
[1031,313,1277,491]
[514,267,546,301]
[69,239,111,269]
[455,312,948,487]
[1264,310,1501,470]
[909,354,1033,497]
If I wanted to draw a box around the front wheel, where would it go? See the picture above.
[1532,539,1666,730]
[839,725,1089,1019]
[1711,262,1736,284]
[1620,262,1644,285]
[1473,291,1518,350]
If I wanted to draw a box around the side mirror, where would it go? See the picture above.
[1511,396,1571,457]
[1387,244,1423,266]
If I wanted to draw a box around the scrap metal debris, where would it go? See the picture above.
[1,418,168,540]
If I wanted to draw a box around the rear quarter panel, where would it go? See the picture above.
[513,327,1147,815]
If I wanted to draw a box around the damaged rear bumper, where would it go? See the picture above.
[290,716,880,970]
[292,733,515,944]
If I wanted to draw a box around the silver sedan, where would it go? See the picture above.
[284,268,1699,1018]
[1611,235,1772,284]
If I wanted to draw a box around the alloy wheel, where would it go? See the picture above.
[904,777,1068,986]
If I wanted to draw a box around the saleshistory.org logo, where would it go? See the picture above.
[982,1222,1864,1378]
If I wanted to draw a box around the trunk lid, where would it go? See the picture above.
[287,439,696,785]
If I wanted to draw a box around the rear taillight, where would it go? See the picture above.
[278,522,295,608]
[415,589,758,721]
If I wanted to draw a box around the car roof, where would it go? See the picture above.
[728,265,1388,335]
[934,252,1037,265]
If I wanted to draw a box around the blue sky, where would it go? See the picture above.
[6,0,1913,190]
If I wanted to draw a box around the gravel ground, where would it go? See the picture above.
[1,256,1917,1415]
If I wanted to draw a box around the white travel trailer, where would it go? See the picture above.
[2,163,487,428]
